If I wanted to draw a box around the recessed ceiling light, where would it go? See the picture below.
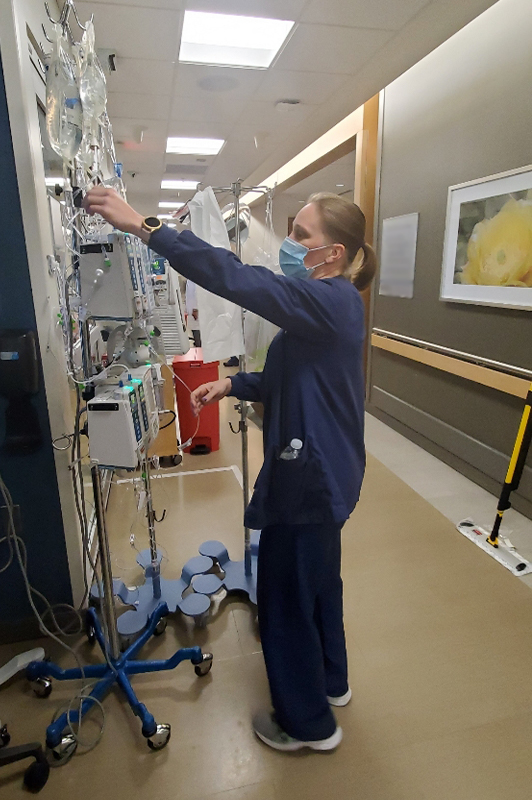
[166,137,224,156]
[161,179,199,190]
[336,184,345,188]
[159,201,184,208]
[179,10,295,69]
[45,177,65,186]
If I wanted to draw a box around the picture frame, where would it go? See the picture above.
[440,164,532,310]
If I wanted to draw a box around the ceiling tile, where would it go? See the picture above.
[182,0,308,21]
[274,23,393,74]
[302,0,431,31]
[173,64,264,99]
[166,119,235,141]
[115,147,165,173]
[106,59,174,96]
[111,117,167,150]
[170,92,247,124]
[81,0,182,7]
[107,92,171,121]
[203,139,268,187]
[75,3,182,61]
[237,100,316,131]
[122,172,161,196]
[254,69,350,105]
[164,154,215,170]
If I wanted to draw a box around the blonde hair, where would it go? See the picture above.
[308,192,377,291]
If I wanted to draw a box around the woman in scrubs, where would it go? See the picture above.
[83,186,376,752]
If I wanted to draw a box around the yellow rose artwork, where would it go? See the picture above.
[460,198,532,287]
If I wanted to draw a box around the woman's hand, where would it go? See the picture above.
[190,377,232,416]
[82,186,146,238]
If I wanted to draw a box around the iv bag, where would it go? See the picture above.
[79,21,107,130]
[46,24,83,162]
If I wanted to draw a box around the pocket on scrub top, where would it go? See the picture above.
[269,440,327,522]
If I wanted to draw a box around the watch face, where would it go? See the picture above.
[145,216,160,227]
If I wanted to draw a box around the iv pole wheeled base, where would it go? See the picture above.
[98,530,261,641]
[26,603,213,759]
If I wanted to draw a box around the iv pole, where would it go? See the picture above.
[27,0,213,761]
[176,179,272,607]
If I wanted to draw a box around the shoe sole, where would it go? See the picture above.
[255,726,343,752]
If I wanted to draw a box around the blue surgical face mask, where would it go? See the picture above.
[278,237,331,279]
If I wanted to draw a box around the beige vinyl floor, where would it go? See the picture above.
[2,387,532,799]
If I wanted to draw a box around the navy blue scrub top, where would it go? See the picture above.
[149,225,367,530]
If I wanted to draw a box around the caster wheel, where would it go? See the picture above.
[194,652,213,677]
[147,723,171,750]
[154,617,167,636]
[46,734,77,766]
[24,759,50,792]
[31,677,52,698]
[85,615,96,645]
[0,724,10,748]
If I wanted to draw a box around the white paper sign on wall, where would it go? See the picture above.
[379,213,419,299]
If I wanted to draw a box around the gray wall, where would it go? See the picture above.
[369,0,532,516]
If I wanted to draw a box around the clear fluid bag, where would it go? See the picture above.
[46,24,83,162]
[79,21,107,130]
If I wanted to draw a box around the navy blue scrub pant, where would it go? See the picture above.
[257,521,348,741]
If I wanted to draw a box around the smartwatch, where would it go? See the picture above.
[141,216,163,234]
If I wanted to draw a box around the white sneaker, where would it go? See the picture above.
[327,687,352,707]
[253,710,342,752]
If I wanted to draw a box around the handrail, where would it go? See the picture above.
[372,328,532,380]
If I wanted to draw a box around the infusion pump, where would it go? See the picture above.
[87,365,160,469]
[79,232,154,320]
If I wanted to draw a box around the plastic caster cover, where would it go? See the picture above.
[153,617,167,636]
[194,653,213,677]
[31,677,52,698]
[46,734,77,766]
[24,759,50,792]
[147,723,171,751]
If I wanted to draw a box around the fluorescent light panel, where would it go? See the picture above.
[45,176,65,186]
[161,179,199,190]
[166,137,224,156]
[179,10,295,69]
[159,201,185,208]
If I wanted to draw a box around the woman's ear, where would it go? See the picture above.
[329,243,346,263]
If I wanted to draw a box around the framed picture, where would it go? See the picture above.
[440,164,532,310]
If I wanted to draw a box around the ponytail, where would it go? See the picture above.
[350,242,377,291]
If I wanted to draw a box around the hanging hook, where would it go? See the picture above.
[71,4,90,32]
[44,1,60,25]
[59,0,73,27]
[41,23,53,43]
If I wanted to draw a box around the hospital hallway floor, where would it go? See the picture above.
[2,376,532,800]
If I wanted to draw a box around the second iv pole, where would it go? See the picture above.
[174,179,272,608]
